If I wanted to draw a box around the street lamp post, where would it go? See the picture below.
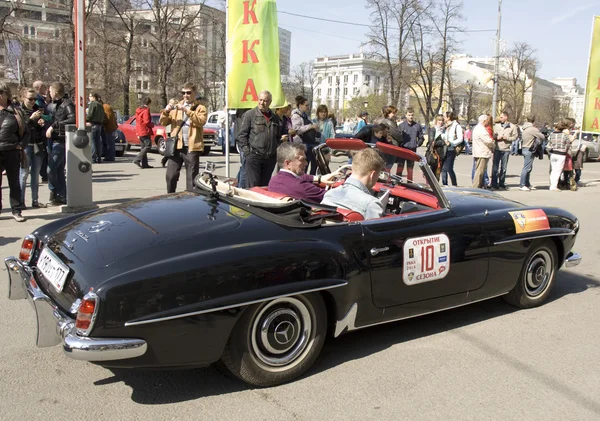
[492,0,502,120]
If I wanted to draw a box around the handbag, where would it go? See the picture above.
[164,112,188,159]
[563,153,573,171]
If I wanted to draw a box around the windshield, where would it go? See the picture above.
[320,141,433,192]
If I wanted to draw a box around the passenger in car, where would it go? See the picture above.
[321,148,386,219]
[268,142,340,202]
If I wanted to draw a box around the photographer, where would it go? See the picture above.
[159,83,207,193]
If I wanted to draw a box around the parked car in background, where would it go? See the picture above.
[118,113,217,156]
[206,111,238,154]
[579,132,600,161]
[112,130,127,157]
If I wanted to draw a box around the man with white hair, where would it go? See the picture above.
[237,90,282,187]
[472,114,495,189]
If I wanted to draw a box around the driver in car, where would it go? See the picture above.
[321,148,386,219]
[268,142,341,202]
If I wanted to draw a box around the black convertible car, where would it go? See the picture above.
[6,139,581,387]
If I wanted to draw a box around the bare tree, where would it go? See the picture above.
[498,41,538,123]
[144,0,205,107]
[367,0,423,108]
[409,0,463,126]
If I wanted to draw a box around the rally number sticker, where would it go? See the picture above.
[403,234,450,285]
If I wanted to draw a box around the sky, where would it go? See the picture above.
[266,0,598,85]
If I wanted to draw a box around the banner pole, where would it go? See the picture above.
[581,16,598,132]
[224,1,230,178]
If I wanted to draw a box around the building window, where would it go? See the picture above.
[0,55,3,64]
[143,81,149,90]
[365,75,371,84]
[335,87,339,97]
[375,76,380,85]
[23,26,28,35]
[353,74,358,83]
[328,76,332,85]
[89,78,95,85]
[54,29,60,39]
[136,80,142,90]
[317,88,321,97]
[24,42,29,52]
[344,75,348,83]
[344,88,348,96]
[353,87,358,95]
[30,26,35,37]
[318,76,322,84]
[31,43,37,52]
[327,88,332,97]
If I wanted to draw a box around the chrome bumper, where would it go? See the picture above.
[565,252,582,268]
[5,256,147,361]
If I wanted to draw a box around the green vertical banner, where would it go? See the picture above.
[583,16,600,132]
[227,0,286,108]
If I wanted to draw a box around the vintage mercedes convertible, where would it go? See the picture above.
[5,138,581,387]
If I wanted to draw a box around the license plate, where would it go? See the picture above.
[115,145,125,151]
[37,248,69,293]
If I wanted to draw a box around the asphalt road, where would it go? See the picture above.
[1,146,599,420]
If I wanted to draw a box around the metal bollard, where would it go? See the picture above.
[63,125,98,213]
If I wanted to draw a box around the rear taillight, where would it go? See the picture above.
[75,291,99,336]
[18,235,37,263]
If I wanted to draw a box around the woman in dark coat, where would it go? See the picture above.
[0,84,30,221]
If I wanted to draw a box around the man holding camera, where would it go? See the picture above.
[159,82,207,193]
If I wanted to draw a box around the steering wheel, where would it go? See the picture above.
[323,164,353,191]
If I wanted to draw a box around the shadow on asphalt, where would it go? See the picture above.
[93,271,598,404]
[0,236,21,247]
[92,172,136,183]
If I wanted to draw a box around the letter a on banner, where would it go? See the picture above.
[583,16,600,133]
[227,0,286,108]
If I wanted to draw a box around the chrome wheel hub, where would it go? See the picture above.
[525,250,553,297]
[251,297,312,368]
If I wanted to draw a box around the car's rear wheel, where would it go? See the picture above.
[503,240,558,308]
[156,137,166,155]
[221,293,327,387]
[115,149,125,157]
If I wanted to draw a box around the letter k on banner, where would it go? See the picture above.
[227,0,286,108]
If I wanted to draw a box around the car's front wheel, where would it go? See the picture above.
[504,240,558,308]
[221,293,327,387]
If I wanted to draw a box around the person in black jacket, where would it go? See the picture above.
[237,90,282,188]
[46,82,75,205]
[19,88,47,209]
[0,83,30,221]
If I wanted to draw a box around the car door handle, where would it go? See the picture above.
[370,247,389,256]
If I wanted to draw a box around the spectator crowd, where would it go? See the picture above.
[2,79,597,224]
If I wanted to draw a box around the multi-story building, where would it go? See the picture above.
[312,52,387,117]
[278,28,291,76]
[0,1,291,111]
[551,78,585,125]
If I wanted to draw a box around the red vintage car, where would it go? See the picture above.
[118,113,217,156]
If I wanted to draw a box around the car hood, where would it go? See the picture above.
[443,187,525,217]
[50,192,241,268]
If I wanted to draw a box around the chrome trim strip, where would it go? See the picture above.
[125,282,348,327]
[565,252,582,268]
[493,231,576,245]
[4,256,147,361]
[334,292,509,338]
[360,208,451,226]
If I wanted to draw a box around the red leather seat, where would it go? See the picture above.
[248,187,292,201]
[336,207,364,222]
